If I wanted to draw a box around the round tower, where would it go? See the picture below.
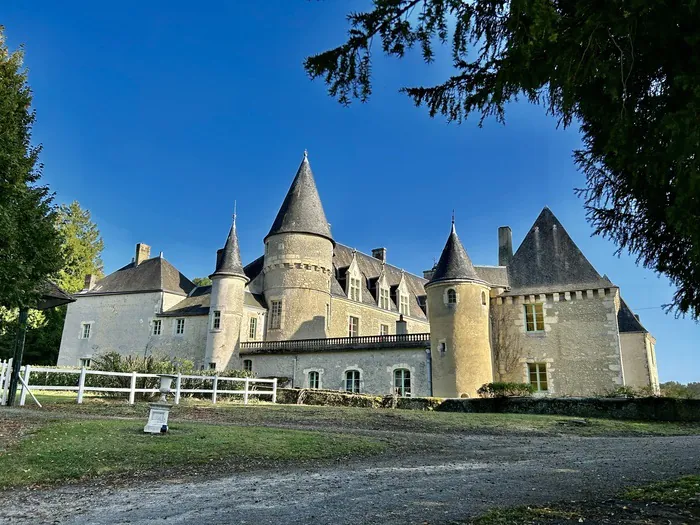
[263,152,334,341]
[204,213,249,370]
[426,220,493,397]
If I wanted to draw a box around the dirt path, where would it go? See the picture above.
[3,433,699,525]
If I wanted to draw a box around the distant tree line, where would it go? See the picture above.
[660,382,700,400]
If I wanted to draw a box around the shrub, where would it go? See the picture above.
[599,385,658,399]
[477,382,535,398]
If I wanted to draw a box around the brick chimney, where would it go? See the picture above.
[396,314,407,335]
[84,274,97,291]
[135,243,151,266]
[498,226,513,266]
[371,247,387,263]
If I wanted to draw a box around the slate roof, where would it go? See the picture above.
[505,208,613,295]
[35,280,75,310]
[427,223,484,286]
[212,218,247,279]
[617,299,647,333]
[266,153,333,243]
[82,257,195,297]
[160,286,266,317]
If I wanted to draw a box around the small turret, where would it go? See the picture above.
[204,212,249,370]
[426,219,493,397]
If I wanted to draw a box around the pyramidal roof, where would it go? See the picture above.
[266,152,333,243]
[507,207,613,293]
[427,222,482,286]
[211,215,247,279]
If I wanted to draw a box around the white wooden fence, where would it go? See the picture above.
[0,359,13,405]
[12,364,277,406]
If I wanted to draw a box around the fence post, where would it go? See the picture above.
[129,371,137,405]
[243,377,249,405]
[77,366,87,404]
[212,375,218,404]
[272,378,277,404]
[19,364,31,406]
[174,372,181,405]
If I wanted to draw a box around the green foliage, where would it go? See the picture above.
[624,475,700,504]
[191,276,212,287]
[660,381,700,399]
[306,1,700,319]
[477,382,535,398]
[0,27,63,308]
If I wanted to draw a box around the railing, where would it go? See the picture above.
[241,332,431,353]
[0,358,12,405]
[14,364,277,406]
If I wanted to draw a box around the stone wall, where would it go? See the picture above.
[328,296,429,338]
[620,332,660,394]
[245,347,431,396]
[493,288,625,397]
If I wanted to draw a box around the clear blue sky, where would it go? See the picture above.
[4,1,697,382]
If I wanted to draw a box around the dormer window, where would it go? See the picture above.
[399,294,409,316]
[379,287,390,310]
[349,277,361,301]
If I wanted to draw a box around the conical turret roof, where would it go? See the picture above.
[427,221,483,286]
[265,152,333,243]
[211,215,247,279]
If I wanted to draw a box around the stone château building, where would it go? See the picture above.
[57,153,660,397]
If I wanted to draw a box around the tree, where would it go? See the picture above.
[490,306,523,381]
[192,277,212,287]
[0,26,63,309]
[305,1,700,319]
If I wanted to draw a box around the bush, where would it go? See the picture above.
[477,382,535,398]
[599,385,658,399]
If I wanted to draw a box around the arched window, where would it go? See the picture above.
[308,371,320,389]
[393,368,411,397]
[481,291,487,306]
[345,369,361,393]
[447,289,457,304]
[243,359,252,372]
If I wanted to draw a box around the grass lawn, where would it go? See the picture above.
[0,418,386,488]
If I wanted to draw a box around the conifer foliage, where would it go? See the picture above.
[305,0,700,319]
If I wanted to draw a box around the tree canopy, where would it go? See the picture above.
[192,277,212,287]
[305,0,700,319]
[0,26,62,309]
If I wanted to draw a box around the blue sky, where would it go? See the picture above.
[4,1,697,382]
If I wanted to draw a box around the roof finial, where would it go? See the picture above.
[303,149,308,159]
[451,210,456,233]
[233,200,237,226]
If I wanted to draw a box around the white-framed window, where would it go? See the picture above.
[446,289,457,304]
[270,300,282,329]
[80,322,92,339]
[308,371,320,389]
[379,288,390,310]
[399,294,409,315]
[393,368,411,397]
[243,359,252,372]
[524,303,545,332]
[175,318,186,335]
[438,340,447,354]
[482,291,487,306]
[348,316,360,337]
[249,316,257,340]
[212,310,222,330]
[345,369,361,393]
[79,357,91,368]
[326,303,331,329]
[152,319,162,336]
[380,324,389,336]
[349,277,361,301]
[528,363,548,392]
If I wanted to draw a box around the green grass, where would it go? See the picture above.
[0,418,386,488]
[624,475,700,504]
[470,506,581,524]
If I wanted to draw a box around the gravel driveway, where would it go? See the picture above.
[3,433,699,525]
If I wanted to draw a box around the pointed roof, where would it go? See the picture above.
[507,207,613,294]
[427,221,483,286]
[211,215,247,279]
[617,299,647,333]
[265,152,333,243]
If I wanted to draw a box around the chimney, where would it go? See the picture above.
[498,226,513,266]
[396,314,407,335]
[135,243,151,266]
[371,247,387,264]
[84,274,97,291]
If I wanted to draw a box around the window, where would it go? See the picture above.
[380,324,389,336]
[399,294,409,315]
[80,322,91,339]
[175,318,185,335]
[152,319,162,336]
[528,363,548,392]
[349,277,361,301]
[270,300,282,329]
[248,317,258,340]
[482,291,487,306]
[79,358,91,368]
[447,289,457,304]
[524,303,545,332]
[379,288,390,310]
[326,303,331,329]
[438,341,447,354]
[345,370,360,393]
[243,359,252,372]
[308,371,320,389]
[212,310,221,330]
[209,362,216,370]
[394,368,411,397]
[348,316,359,337]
